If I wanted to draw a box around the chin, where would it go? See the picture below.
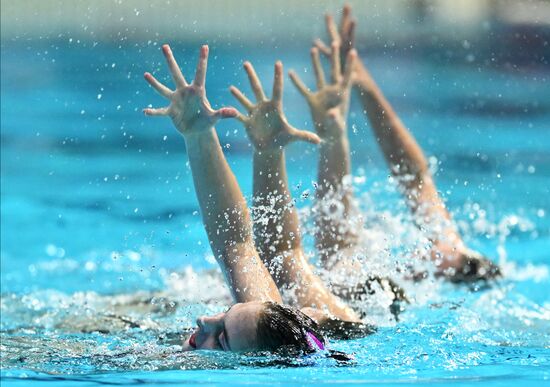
[181,337,195,351]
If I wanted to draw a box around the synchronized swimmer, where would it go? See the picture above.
[143,5,500,355]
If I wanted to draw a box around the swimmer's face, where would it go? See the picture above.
[182,301,263,352]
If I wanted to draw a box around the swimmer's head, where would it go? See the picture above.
[256,301,325,352]
[182,301,325,353]
[448,248,501,283]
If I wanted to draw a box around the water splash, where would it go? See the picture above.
[1,175,548,374]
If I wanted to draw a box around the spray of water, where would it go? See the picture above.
[1,174,547,373]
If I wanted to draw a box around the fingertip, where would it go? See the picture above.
[310,47,318,55]
[311,135,322,145]
[343,4,351,14]
[229,86,243,98]
[243,61,251,69]
[293,129,321,145]
[144,72,150,78]
[201,44,209,56]
[221,107,238,118]
[275,61,283,70]
[162,44,171,53]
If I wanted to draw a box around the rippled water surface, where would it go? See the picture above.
[1,40,549,386]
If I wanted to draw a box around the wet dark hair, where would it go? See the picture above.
[256,301,325,353]
[446,250,501,284]
[255,302,375,362]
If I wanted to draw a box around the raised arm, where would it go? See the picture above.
[289,37,358,263]
[354,58,501,281]
[230,61,359,322]
[231,61,319,262]
[317,6,500,282]
[143,44,281,303]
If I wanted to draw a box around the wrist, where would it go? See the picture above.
[252,139,287,156]
[253,147,284,165]
[314,119,347,143]
[182,125,217,146]
[320,132,349,147]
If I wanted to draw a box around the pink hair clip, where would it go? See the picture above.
[306,331,326,351]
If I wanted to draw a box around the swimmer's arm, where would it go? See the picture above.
[354,60,459,238]
[318,5,458,242]
[185,130,282,303]
[229,62,319,283]
[314,6,438,215]
[318,5,499,279]
[230,62,359,321]
[253,149,357,321]
[143,45,281,303]
[252,149,303,263]
[291,17,358,261]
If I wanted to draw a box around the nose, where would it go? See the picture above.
[196,317,204,329]
[196,312,224,333]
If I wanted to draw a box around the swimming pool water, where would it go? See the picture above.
[1,39,549,386]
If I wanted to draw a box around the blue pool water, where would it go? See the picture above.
[1,39,549,386]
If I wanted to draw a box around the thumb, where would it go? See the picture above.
[214,107,239,119]
[289,128,321,145]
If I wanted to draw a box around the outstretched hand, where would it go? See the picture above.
[314,5,356,78]
[230,61,320,151]
[289,46,356,140]
[315,5,378,93]
[143,44,237,135]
